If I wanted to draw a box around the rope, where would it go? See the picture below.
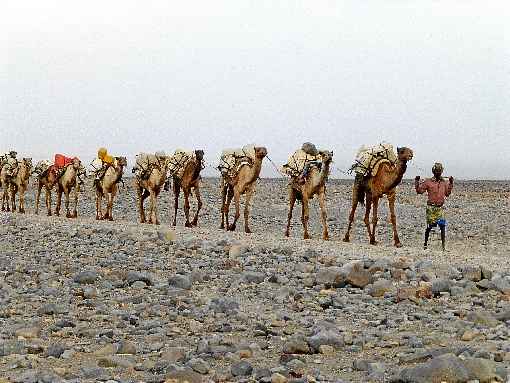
[265,155,287,178]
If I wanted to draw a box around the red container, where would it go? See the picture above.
[54,154,74,168]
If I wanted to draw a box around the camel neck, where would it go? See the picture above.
[387,159,407,190]
[250,158,263,182]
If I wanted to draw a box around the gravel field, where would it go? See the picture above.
[1,177,510,383]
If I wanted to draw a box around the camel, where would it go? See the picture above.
[34,162,59,216]
[135,155,170,225]
[8,158,32,213]
[220,147,267,233]
[172,150,204,227]
[343,147,414,247]
[95,157,127,221]
[0,158,32,213]
[285,150,333,240]
[55,157,82,218]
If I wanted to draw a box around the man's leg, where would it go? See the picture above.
[440,224,446,251]
[424,224,433,249]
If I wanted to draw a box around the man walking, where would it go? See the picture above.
[415,163,454,251]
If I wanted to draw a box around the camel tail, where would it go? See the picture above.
[354,175,366,206]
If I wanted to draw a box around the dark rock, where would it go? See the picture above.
[168,274,192,290]
[73,270,100,284]
[231,360,253,377]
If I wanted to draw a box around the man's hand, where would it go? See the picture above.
[415,176,420,182]
[449,176,454,184]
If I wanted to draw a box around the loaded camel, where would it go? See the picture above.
[95,157,127,221]
[34,161,58,216]
[8,158,32,213]
[285,150,333,240]
[0,158,32,213]
[343,147,414,247]
[220,146,267,233]
[172,150,204,227]
[55,157,82,218]
[135,154,170,225]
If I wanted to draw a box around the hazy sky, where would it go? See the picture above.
[2,1,509,178]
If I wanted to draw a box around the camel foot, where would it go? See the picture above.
[191,219,198,227]
[369,240,378,246]
[342,236,350,243]
[19,208,25,214]
[228,224,236,231]
[185,222,192,228]
[323,234,329,241]
[395,242,403,248]
[47,212,52,217]
[108,216,113,221]
[71,213,77,219]
[66,212,72,218]
[220,224,225,229]
[245,228,252,234]
[303,234,311,240]
[284,231,290,237]
[172,222,177,227]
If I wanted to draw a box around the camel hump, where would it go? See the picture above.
[168,149,195,178]
[218,144,256,178]
[351,142,397,176]
[34,160,52,175]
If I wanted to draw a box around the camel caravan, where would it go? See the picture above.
[0,141,451,248]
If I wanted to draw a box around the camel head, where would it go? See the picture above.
[396,147,413,162]
[116,156,128,167]
[254,147,268,159]
[194,150,204,161]
[22,158,33,170]
[72,157,81,170]
[318,150,333,164]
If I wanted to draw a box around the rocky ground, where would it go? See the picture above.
[1,177,510,383]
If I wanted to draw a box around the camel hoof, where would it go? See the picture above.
[191,220,198,227]
[370,240,378,246]
[323,235,329,241]
[395,242,403,248]
[108,217,113,221]
[228,224,236,231]
[284,231,290,237]
[245,228,252,234]
[303,234,311,240]
[220,224,225,229]
[342,237,350,243]
[47,212,52,217]
[185,222,192,228]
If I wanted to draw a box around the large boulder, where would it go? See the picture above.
[341,261,372,288]
[395,353,469,383]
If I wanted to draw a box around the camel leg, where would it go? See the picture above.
[10,184,16,212]
[148,190,160,225]
[191,186,202,227]
[370,196,380,245]
[96,189,103,220]
[228,188,240,232]
[1,183,5,211]
[219,181,227,229]
[363,192,373,241]
[18,185,26,214]
[64,188,71,218]
[55,188,62,216]
[173,181,180,226]
[318,190,329,240]
[137,187,148,223]
[243,185,255,233]
[71,185,79,218]
[46,187,52,216]
[35,182,42,215]
[285,187,296,237]
[301,197,311,240]
[107,186,116,221]
[388,191,402,248]
[225,186,234,230]
[343,184,359,243]
[183,188,192,228]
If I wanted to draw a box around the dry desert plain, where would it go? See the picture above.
[1,177,510,382]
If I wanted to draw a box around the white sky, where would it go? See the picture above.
[2,1,510,178]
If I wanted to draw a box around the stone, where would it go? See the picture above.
[241,271,265,284]
[316,267,346,287]
[231,360,253,377]
[396,287,418,302]
[161,347,187,362]
[461,330,480,342]
[461,266,482,282]
[0,340,26,356]
[45,344,65,358]
[342,261,372,288]
[319,345,335,355]
[117,340,137,355]
[74,270,100,284]
[165,369,204,383]
[397,353,470,383]
[126,271,153,286]
[416,282,433,299]
[283,335,310,354]
[466,311,500,328]
[14,327,40,339]
[157,229,176,242]
[431,278,451,296]
[271,373,288,383]
[463,358,503,382]
[367,279,394,297]
[168,274,192,290]
[187,358,210,374]
[307,330,344,353]
[491,277,510,294]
